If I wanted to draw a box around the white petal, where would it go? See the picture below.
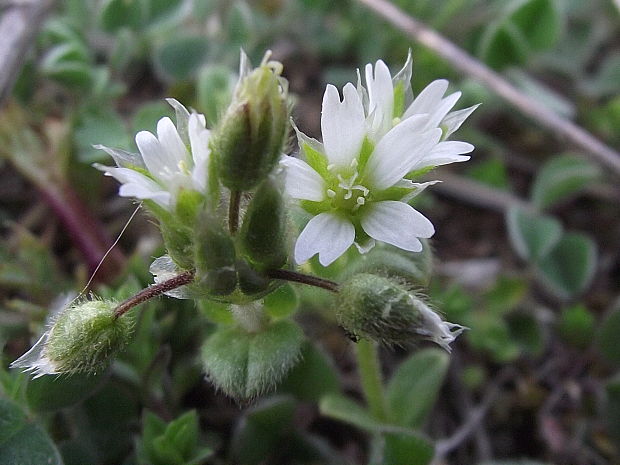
[414,140,474,169]
[188,113,211,192]
[280,156,325,201]
[95,164,171,207]
[365,116,442,190]
[10,331,57,378]
[442,104,480,138]
[392,50,413,110]
[403,79,448,119]
[294,213,355,266]
[157,117,189,167]
[413,299,466,352]
[135,130,170,180]
[395,179,441,202]
[365,60,394,139]
[321,83,366,167]
[93,144,145,169]
[166,98,191,144]
[361,201,434,251]
[292,119,325,156]
[426,91,461,129]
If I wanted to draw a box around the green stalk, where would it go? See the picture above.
[355,339,388,421]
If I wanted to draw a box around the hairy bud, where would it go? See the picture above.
[336,273,465,350]
[238,176,288,270]
[12,299,133,377]
[211,51,289,190]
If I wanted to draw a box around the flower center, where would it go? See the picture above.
[326,160,370,213]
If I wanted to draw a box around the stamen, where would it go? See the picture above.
[327,189,336,198]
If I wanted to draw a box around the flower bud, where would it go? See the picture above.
[12,299,133,377]
[238,177,288,270]
[211,51,289,191]
[336,273,465,351]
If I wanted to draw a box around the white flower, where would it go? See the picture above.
[281,55,478,266]
[94,99,211,210]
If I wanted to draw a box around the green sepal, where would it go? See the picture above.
[193,213,237,296]
[302,141,329,178]
[238,178,288,270]
[405,166,436,180]
[174,189,204,227]
[144,200,194,269]
[236,259,271,296]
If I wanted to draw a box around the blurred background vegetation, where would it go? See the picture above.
[0,0,619,464]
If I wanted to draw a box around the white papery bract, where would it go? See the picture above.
[282,54,478,266]
[94,99,211,210]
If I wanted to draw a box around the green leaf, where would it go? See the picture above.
[201,320,304,400]
[536,232,597,299]
[99,0,144,32]
[74,108,130,163]
[147,0,184,24]
[597,301,620,365]
[278,343,340,402]
[26,371,107,412]
[530,155,601,210]
[197,65,234,126]
[382,431,434,465]
[131,101,174,135]
[385,348,449,428]
[264,284,299,320]
[227,2,254,46]
[479,20,529,70]
[558,304,595,349]
[0,397,64,465]
[506,207,563,262]
[484,276,527,315]
[511,0,561,50]
[41,61,93,88]
[507,313,544,356]
[231,395,296,465]
[319,394,381,432]
[136,410,212,465]
[153,36,209,81]
[466,157,510,190]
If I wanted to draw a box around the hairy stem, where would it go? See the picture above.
[355,339,388,421]
[228,189,241,234]
[266,268,339,293]
[113,271,195,319]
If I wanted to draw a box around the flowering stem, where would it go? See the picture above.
[266,269,339,293]
[113,271,195,319]
[228,189,241,234]
[355,339,388,421]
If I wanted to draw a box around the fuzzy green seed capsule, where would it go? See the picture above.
[11,299,133,377]
[238,177,288,270]
[336,273,465,350]
[211,57,289,191]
